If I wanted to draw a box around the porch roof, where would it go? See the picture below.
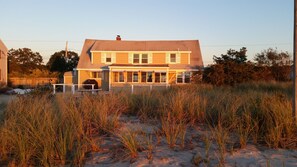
[109,64,169,67]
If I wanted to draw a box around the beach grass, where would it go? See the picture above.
[0,81,296,166]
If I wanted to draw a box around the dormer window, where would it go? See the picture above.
[170,54,176,63]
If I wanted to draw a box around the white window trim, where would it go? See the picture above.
[118,72,125,83]
[176,71,192,84]
[127,71,133,83]
[132,53,150,64]
[132,72,139,83]
[105,53,112,64]
[133,53,140,64]
[170,53,177,63]
[166,52,181,64]
[146,72,153,83]
[89,71,102,79]
[112,72,125,83]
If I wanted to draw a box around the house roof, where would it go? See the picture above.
[0,40,8,52]
[77,39,203,70]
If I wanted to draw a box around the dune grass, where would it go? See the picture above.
[0,82,296,166]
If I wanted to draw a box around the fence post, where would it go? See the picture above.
[131,85,134,94]
[72,84,75,94]
[92,84,95,94]
[53,84,56,94]
[63,84,65,93]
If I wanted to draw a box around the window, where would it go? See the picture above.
[106,53,112,63]
[177,72,183,83]
[170,54,176,63]
[91,72,102,78]
[119,72,124,82]
[155,73,160,83]
[141,72,146,83]
[161,73,166,83]
[142,54,148,64]
[147,72,153,82]
[113,72,125,82]
[114,72,119,82]
[132,53,150,64]
[184,72,191,83]
[133,54,140,63]
[127,72,133,82]
[133,72,139,82]
[176,72,192,83]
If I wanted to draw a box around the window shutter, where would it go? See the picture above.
[101,53,106,63]
[148,53,153,64]
[166,53,169,63]
[177,53,181,63]
[112,53,116,63]
[188,53,190,64]
[128,53,133,64]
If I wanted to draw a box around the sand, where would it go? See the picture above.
[85,115,297,167]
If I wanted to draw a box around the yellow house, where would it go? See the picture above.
[0,40,8,86]
[66,36,203,91]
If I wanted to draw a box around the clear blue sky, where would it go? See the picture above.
[0,0,293,65]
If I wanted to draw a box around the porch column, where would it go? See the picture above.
[166,68,169,85]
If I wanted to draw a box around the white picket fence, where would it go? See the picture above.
[52,84,99,94]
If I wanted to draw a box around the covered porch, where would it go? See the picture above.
[108,64,170,91]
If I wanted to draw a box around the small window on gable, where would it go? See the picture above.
[106,53,112,63]
[133,54,140,63]
[170,54,176,63]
